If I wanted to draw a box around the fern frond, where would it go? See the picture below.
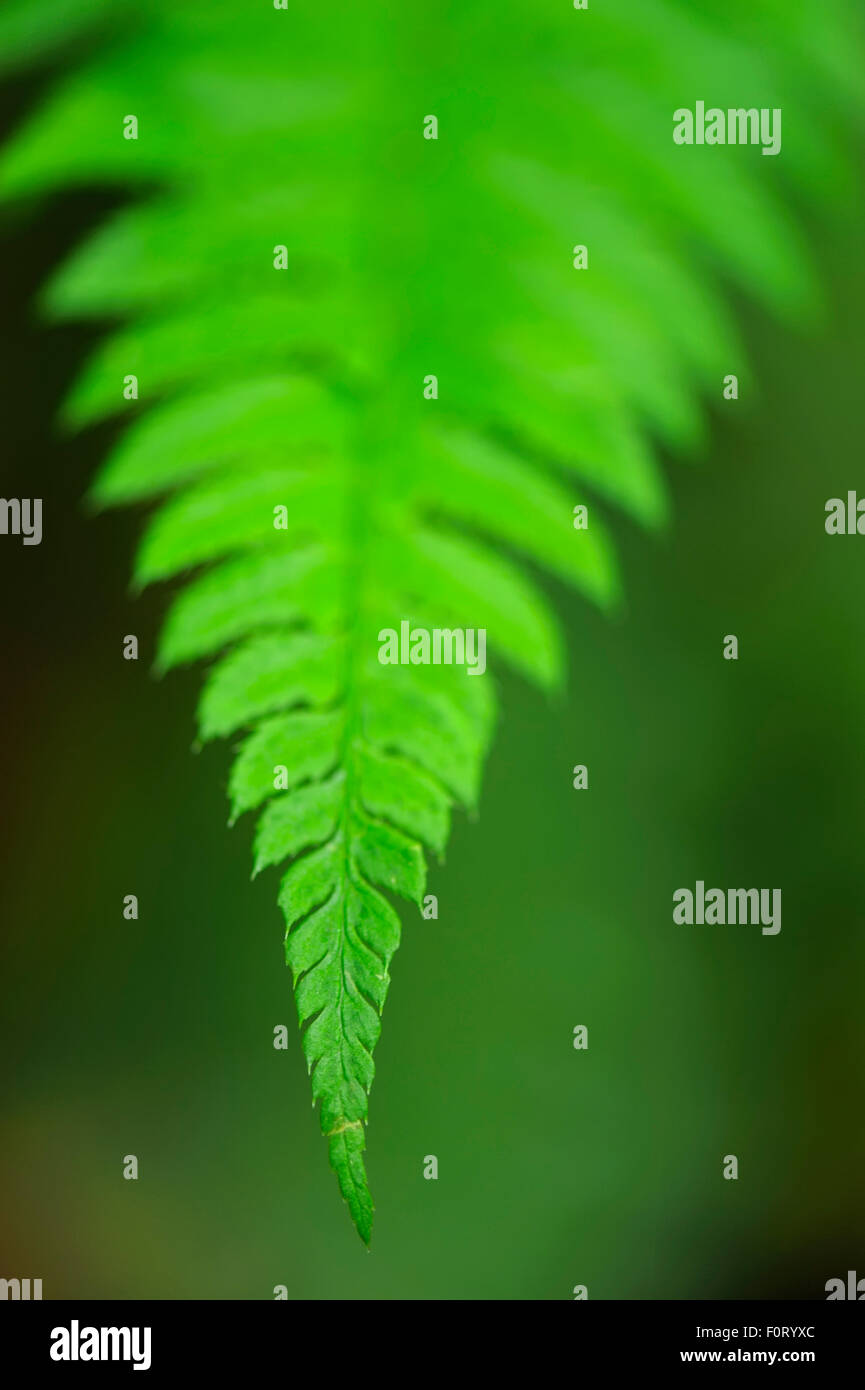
[2,0,862,1240]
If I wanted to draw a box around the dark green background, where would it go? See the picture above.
[1,65,863,1299]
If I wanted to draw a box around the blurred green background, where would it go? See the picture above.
[1,52,864,1299]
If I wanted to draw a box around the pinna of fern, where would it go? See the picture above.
[0,0,862,1241]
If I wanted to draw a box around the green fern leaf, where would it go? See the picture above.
[2,0,862,1240]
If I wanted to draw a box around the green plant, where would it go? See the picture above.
[1,0,861,1242]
